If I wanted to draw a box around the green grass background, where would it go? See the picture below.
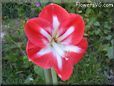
[2,1,114,85]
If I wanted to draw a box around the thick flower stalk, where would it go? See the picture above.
[24,3,88,81]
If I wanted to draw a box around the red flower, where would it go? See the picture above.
[24,3,88,81]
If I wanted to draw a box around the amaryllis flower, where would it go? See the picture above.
[24,3,88,80]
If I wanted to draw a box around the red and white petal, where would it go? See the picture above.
[39,3,69,24]
[50,44,80,80]
[26,38,78,81]
[51,42,65,69]
[26,41,58,69]
[24,17,51,47]
[64,38,88,65]
[47,43,73,80]
[39,3,69,34]
[53,57,73,81]
[58,14,85,45]
[52,38,87,80]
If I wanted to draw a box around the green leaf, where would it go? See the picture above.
[105,35,112,40]
[106,47,114,59]
[95,29,100,35]
[94,21,100,26]
[54,0,61,3]
[34,65,44,80]
[22,56,32,68]
[111,39,114,45]
[24,74,34,84]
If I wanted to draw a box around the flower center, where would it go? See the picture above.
[50,34,59,47]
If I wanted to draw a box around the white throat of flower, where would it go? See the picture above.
[38,16,81,69]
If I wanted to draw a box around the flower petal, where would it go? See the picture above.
[58,14,85,45]
[51,42,64,69]
[26,41,57,69]
[52,16,60,36]
[39,3,69,28]
[52,38,88,80]
[26,40,73,80]
[24,18,51,47]
[65,38,88,65]
[53,58,73,81]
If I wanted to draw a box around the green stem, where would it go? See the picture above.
[51,68,58,84]
[44,69,52,84]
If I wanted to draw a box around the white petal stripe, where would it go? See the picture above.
[53,49,62,69]
[52,42,64,57]
[52,16,60,36]
[40,28,51,41]
[51,45,63,69]
[64,45,81,53]
[37,46,51,56]
[52,42,65,69]
[58,26,74,41]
